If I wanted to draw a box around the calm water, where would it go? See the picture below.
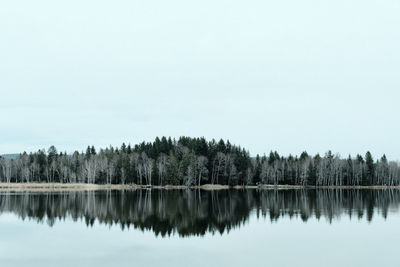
[0,189,399,267]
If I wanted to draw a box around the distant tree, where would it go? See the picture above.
[85,146,91,160]
[365,151,374,185]
[307,160,317,186]
[300,151,309,161]
[166,153,179,185]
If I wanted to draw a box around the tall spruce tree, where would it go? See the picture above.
[365,151,375,185]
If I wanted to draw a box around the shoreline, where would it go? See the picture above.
[0,183,399,192]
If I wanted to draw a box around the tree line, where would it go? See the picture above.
[0,136,399,186]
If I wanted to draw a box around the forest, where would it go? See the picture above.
[0,136,399,186]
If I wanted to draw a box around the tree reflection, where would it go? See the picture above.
[0,189,399,237]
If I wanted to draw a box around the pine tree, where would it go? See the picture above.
[47,146,58,163]
[307,161,317,186]
[365,151,374,185]
[121,143,127,153]
[85,146,91,160]
[166,154,179,185]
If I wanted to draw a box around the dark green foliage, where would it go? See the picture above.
[365,151,375,185]
[300,151,309,161]
[307,161,317,186]
[165,154,179,185]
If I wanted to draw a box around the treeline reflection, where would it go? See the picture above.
[0,189,399,237]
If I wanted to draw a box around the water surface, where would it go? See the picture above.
[0,189,399,267]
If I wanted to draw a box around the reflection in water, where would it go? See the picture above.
[0,189,399,237]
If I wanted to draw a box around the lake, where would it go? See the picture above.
[0,189,399,267]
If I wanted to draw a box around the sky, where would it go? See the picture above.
[0,0,399,160]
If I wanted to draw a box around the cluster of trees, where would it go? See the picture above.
[1,189,398,236]
[256,151,400,186]
[0,136,399,186]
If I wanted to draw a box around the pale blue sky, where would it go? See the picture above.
[1,0,399,159]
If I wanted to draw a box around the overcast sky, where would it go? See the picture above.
[1,0,399,159]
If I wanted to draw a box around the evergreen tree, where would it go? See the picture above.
[307,161,317,186]
[85,146,91,160]
[365,151,375,185]
[166,153,179,185]
[300,151,309,161]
